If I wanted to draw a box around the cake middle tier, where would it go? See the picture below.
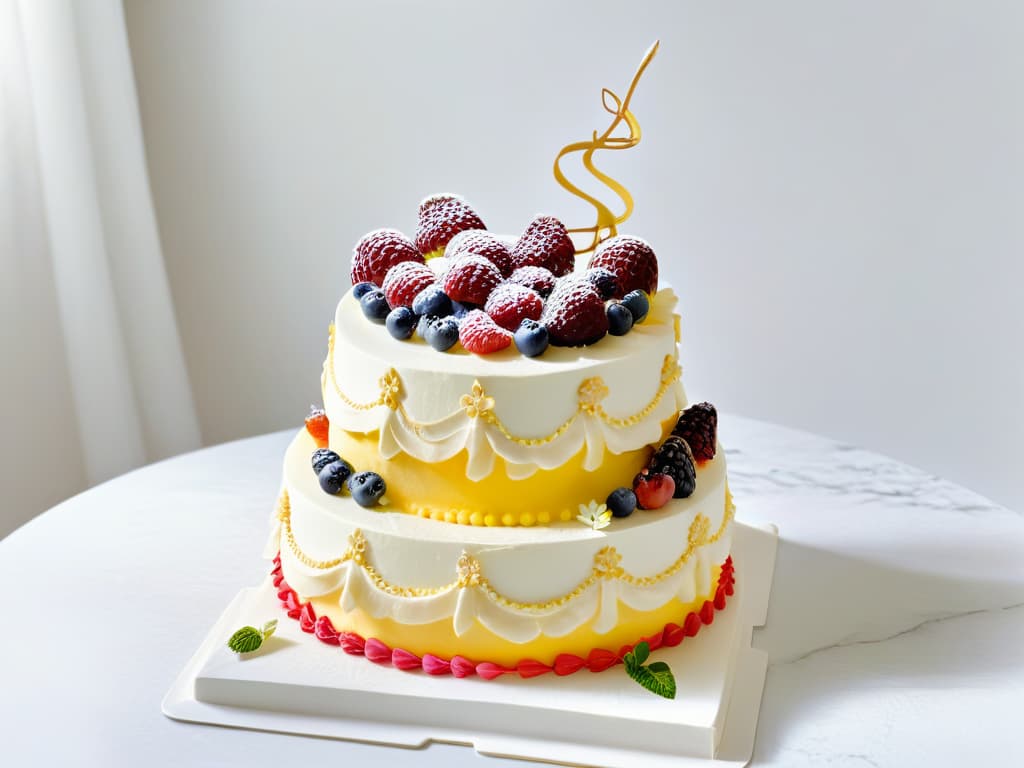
[323,286,686,525]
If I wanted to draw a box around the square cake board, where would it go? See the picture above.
[163,521,777,768]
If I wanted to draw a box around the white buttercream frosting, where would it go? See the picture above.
[323,287,686,480]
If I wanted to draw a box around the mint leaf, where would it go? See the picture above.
[622,642,676,699]
[227,626,264,654]
[631,664,677,699]
[261,619,278,640]
[631,641,650,666]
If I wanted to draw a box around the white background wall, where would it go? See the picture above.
[122,0,1021,512]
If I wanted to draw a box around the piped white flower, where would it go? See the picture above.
[576,501,612,530]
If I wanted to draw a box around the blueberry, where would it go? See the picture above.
[386,306,417,340]
[416,313,436,339]
[360,289,390,323]
[513,319,549,358]
[412,285,453,318]
[318,459,354,495]
[348,471,386,507]
[621,290,649,324]
[311,448,341,475]
[607,302,634,336]
[425,316,460,351]
[450,300,476,319]
[606,487,637,518]
[352,282,377,300]
[586,267,619,300]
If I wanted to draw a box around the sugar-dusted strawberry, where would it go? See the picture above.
[305,406,330,448]
[484,283,543,331]
[508,265,557,297]
[415,194,486,259]
[510,215,576,276]
[445,230,515,277]
[539,278,609,347]
[350,229,424,287]
[382,261,435,309]
[672,402,718,462]
[459,310,512,355]
[442,254,503,306]
[587,235,658,298]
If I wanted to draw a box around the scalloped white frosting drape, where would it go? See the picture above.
[1,0,200,533]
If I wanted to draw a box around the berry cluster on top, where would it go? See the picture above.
[349,195,659,356]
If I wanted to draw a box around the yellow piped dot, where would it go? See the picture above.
[430,509,444,521]
[520,512,535,527]
[484,513,497,527]
[501,513,515,526]
[457,509,471,525]
[470,511,484,526]
[444,510,457,523]
[537,510,551,524]
[559,509,573,522]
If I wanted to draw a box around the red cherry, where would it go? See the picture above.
[632,469,676,510]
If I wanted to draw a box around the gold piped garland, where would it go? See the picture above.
[276,487,734,612]
[327,324,682,447]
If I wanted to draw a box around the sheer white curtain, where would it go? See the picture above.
[1,0,200,536]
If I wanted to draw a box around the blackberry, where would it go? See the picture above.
[585,267,620,300]
[671,402,718,462]
[648,436,696,499]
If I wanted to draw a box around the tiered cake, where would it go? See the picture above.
[262,43,737,689]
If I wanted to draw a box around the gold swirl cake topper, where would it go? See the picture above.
[554,40,659,256]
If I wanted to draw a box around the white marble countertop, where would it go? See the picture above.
[2,416,1022,767]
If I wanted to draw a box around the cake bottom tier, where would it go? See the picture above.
[268,430,735,673]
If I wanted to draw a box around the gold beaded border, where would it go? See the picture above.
[276,486,734,613]
[326,324,682,447]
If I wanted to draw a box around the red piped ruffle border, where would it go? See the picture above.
[270,553,735,680]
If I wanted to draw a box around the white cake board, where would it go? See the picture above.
[164,521,777,767]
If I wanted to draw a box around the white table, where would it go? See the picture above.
[3,416,1022,767]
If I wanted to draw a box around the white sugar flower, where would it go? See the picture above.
[576,501,612,530]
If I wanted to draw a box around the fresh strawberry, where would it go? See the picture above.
[539,278,609,347]
[442,255,503,305]
[350,229,424,287]
[305,406,330,448]
[633,469,675,510]
[445,230,514,277]
[415,194,486,259]
[672,402,718,463]
[586,235,658,298]
[484,283,543,331]
[508,265,557,297]
[510,215,576,276]
[382,261,435,309]
[459,310,512,355]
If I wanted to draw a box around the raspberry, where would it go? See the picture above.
[305,406,329,448]
[539,278,609,347]
[445,230,514,277]
[648,436,697,498]
[508,265,557,297]
[484,283,543,331]
[672,402,718,463]
[382,261,435,309]
[350,229,424,287]
[510,215,576,276]
[459,310,512,355]
[415,194,486,258]
[587,235,658,298]
[442,255,503,305]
